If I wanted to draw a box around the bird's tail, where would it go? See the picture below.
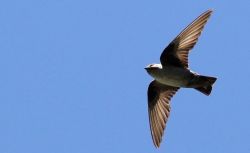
[195,75,217,96]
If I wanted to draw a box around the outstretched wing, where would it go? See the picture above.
[147,80,179,148]
[160,10,212,68]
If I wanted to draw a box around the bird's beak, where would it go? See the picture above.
[144,67,149,70]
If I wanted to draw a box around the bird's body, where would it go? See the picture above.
[146,65,193,87]
[145,10,217,148]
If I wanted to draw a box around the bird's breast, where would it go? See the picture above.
[151,67,193,87]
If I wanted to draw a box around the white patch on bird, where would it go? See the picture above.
[147,64,162,69]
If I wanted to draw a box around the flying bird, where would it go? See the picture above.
[145,10,217,148]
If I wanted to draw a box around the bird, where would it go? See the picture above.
[145,10,217,148]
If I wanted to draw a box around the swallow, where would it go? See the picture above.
[145,10,217,148]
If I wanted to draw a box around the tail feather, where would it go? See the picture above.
[195,75,217,96]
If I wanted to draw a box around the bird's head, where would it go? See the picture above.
[144,64,162,74]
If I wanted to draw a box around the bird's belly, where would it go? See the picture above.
[155,76,188,87]
[153,68,192,87]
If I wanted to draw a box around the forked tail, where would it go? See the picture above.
[195,75,217,96]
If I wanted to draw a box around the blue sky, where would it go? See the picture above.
[1,0,250,153]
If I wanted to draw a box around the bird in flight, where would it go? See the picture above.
[145,10,217,148]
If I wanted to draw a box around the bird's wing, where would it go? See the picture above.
[160,10,212,68]
[148,80,179,148]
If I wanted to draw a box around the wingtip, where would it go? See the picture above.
[206,9,213,14]
[154,142,161,148]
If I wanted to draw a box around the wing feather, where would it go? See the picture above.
[160,10,212,68]
[148,80,179,148]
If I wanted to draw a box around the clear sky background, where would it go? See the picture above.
[1,0,250,153]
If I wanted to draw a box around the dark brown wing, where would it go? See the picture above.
[160,10,212,68]
[147,80,179,148]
